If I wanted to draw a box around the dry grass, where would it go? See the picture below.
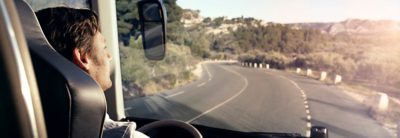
[142,72,198,96]
[334,82,399,137]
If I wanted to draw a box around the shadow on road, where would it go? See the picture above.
[308,98,369,116]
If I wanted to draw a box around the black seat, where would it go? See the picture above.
[15,0,107,137]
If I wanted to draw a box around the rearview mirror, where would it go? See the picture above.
[138,0,167,60]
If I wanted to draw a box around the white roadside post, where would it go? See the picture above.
[397,120,400,138]
[306,69,312,76]
[259,63,263,68]
[377,92,389,113]
[296,68,301,74]
[266,64,270,69]
[320,71,327,81]
[334,75,342,84]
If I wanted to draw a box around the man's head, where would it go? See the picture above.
[36,8,113,91]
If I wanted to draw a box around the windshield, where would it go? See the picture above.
[118,0,400,137]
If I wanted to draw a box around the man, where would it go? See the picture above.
[35,7,148,138]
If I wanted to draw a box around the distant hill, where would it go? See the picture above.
[289,19,400,35]
[181,9,400,36]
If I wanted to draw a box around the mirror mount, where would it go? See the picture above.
[138,0,167,60]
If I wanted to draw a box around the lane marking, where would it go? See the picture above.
[165,91,185,98]
[266,71,313,137]
[205,64,213,81]
[186,65,248,123]
[197,82,206,87]
[306,131,311,137]
[307,115,312,121]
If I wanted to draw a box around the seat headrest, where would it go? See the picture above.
[14,0,107,137]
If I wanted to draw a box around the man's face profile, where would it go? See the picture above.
[85,32,113,91]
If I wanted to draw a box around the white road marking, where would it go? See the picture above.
[197,82,206,87]
[186,65,248,123]
[271,72,313,136]
[165,91,185,98]
[125,107,132,111]
[307,122,312,128]
[205,64,213,81]
[307,115,312,121]
[306,130,311,137]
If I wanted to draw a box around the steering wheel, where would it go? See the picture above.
[137,120,203,138]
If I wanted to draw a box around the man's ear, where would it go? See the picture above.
[72,48,90,72]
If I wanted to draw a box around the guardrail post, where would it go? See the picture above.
[306,69,312,76]
[320,71,327,81]
[266,64,270,69]
[296,68,301,74]
[377,92,389,113]
[334,75,342,84]
[397,120,400,138]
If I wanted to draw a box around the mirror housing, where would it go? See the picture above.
[310,126,328,138]
[138,0,167,60]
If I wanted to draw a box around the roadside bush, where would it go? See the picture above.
[305,52,357,79]
[120,42,198,96]
[238,54,254,63]
[290,55,307,68]
[355,61,400,85]
[268,52,290,69]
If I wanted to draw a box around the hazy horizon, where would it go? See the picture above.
[177,0,400,23]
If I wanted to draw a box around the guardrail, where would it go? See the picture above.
[241,62,343,85]
[240,62,270,69]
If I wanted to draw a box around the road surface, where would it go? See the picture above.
[125,62,392,137]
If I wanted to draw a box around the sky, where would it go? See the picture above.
[177,0,400,23]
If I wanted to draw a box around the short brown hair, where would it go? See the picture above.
[36,7,100,61]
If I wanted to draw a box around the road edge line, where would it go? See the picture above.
[186,65,248,123]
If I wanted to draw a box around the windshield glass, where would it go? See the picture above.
[118,0,400,137]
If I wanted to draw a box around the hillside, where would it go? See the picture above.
[181,9,400,36]
[180,9,400,88]
[290,19,400,35]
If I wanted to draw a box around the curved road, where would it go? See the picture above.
[125,62,392,138]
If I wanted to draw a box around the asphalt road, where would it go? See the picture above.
[125,62,393,138]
